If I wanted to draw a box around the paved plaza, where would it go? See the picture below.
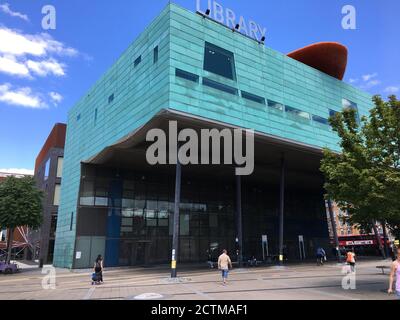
[0,259,397,300]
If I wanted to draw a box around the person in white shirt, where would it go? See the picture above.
[218,249,232,285]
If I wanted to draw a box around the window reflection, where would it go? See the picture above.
[78,166,327,265]
[203,42,236,80]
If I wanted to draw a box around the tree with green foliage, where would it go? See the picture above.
[321,95,400,256]
[0,176,43,264]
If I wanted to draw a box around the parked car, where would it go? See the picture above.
[0,261,20,274]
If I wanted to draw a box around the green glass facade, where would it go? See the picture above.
[54,3,372,268]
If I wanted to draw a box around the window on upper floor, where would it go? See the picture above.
[285,105,310,120]
[134,55,142,67]
[312,115,330,126]
[203,42,236,80]
[267,100,284,112]
[241,91,265,105]
[203,78,238,95]
[0,229,6,242]
[44,159,50,181]
[153,46,159,64]
[329,109,339,118]
[56,157,63,178]
[342,98,360,124]
[53,183,61,206]
[175,69,199,83]
[108,94,114,104]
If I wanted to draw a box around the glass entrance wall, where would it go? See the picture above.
[76,164,328,267]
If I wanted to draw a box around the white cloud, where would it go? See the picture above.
[49,91,63,105]
[384,86,399,94]
[0,168,34,175]
[0,27,78,57]
[359,79,381,90]
[26,59,66,77]
[0,27,78,109]
[348,78,358,84]
[366,79,381,87]
[0,83,47,109]
[0,27,46,56]
[0,3,29,22]
[362,73,378,82]
[0,54,30,77]
[0,55,66,78]
[0,28,75,79]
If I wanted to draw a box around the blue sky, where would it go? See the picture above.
[0,0,398,174]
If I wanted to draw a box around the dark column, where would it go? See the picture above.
[235,174,243,267]
[327,199,342,263]
[105,180,123,267]
[278,154,285,265]
[171,159,182,278]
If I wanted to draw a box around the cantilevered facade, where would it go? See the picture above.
[54,3,372,268]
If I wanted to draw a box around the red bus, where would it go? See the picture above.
[334,234,390,256]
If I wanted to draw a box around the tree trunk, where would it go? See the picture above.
[371,220,385,259]
[382,221,390,258]
[6,228,14,265]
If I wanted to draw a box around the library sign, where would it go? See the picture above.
[196,0,267,42]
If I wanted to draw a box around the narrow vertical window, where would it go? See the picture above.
[94,108,98,125]
[70,212,74,231]
[53,184,61,206]
[134,56,141,67]
[153,46,159,64]
[56,157,63,178]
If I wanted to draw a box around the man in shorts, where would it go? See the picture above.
[218,249,232,285]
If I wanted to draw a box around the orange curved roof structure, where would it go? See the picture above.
[287,42,348,80]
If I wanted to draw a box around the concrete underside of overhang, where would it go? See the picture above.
[83,109,326,190]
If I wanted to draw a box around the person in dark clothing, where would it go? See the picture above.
[316,247,326,266]
[92,255,104,285]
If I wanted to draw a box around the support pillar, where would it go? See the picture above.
[235,174,243,267]
[105,180,123,267]
[327,199,342,263]
[278,154,285,265]
[171,159,182,278]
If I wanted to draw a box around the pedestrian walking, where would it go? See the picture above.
[218,249,232,285]
[92,254,104,285]
[316,247,326,266]
[346,249,356,273]
[206,250,214,269]
[388,248,400,299]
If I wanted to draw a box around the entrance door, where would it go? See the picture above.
[74,236,105,268]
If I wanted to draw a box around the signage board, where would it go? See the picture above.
[196,0,267,42]
[344,240,374,246]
